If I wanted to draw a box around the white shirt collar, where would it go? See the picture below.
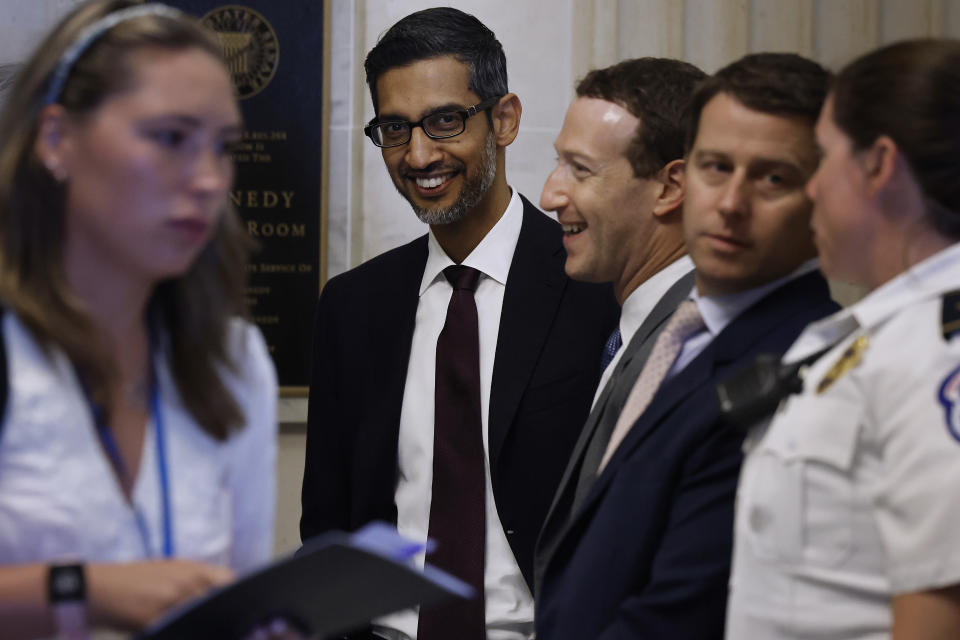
[619,255,694,344]
[785,242,960,362]
[852,241,960,330]
[693,258,820,338]
[419,188,523,295]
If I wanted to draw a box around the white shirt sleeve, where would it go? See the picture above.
[223,321,278,573]
[869,321,960,593]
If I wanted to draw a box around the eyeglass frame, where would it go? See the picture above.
[363,95,503,148]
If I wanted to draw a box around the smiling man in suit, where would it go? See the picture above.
[300,8,617,640]
[536,57,706,575]
[534,53,841,639]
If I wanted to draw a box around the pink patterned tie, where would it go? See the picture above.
[598,300,705,472]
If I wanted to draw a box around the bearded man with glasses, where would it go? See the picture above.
[301,7,617,640]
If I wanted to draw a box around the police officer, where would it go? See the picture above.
[726,39,960,639]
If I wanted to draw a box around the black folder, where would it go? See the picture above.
[137,523,472,640]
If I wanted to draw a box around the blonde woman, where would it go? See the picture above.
[0,2,277,637]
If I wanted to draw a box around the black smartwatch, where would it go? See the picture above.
[48,563,88,640]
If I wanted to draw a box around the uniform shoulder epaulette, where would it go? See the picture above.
[942,290,960,341]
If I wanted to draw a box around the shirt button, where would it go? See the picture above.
[749,506,772,533]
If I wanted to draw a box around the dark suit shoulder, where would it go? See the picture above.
[755,271,836,334]
[715,270,839,360]
[518,193,562,238]
[323,235,427,289]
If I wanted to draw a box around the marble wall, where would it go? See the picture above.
[2,0,958,554]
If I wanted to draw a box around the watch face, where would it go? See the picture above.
[53,570,81,594]
[49,564,85,603]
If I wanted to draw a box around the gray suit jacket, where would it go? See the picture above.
[533,270,695,595]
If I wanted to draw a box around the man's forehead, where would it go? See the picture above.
[694,93,817,168]
[375,56,477,115]
[557,97,637,154]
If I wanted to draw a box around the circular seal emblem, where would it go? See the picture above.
[201,5,279,100]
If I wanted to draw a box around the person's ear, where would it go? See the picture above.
[859,135,899,198]
[490,93,521,147]
[652,158,685,218]
[34,104,72,182]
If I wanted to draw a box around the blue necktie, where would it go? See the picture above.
[600,326,622,371]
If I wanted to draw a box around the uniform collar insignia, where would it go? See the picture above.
[816,335,869,394]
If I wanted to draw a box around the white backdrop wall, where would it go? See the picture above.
[2,0,958,554]
[330,0,960,281]
[3,1,957,283]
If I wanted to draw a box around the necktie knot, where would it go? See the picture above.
[600,326,623,371]
[444,265,482,292]
[597,298,705,472]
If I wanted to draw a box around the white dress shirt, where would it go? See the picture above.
[592,255,694,407]
[380,189,534,640]
[727,242,960,639]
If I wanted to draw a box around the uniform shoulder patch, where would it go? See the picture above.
[938,363,960,443]
[941,290,960,341]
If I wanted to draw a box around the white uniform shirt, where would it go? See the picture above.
[0,314,277,573]
[382,189,534,640]
[727,242,960,639]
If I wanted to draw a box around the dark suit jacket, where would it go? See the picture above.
[301,194,618,591]
[534,271,839,640]
[537,270,695,583]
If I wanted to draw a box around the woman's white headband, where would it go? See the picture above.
[43,3,185,106]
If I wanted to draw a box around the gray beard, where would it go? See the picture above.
[409,133,497,225]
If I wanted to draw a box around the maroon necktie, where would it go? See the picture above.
[418,265,486,640]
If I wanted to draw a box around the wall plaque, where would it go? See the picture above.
[167,1,326,391]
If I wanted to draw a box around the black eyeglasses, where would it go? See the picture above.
[364,96,503,148]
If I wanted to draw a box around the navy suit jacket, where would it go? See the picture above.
[301,195,618,591]
[534,271,838,639]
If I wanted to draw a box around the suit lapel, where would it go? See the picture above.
[538,272,694,541]
[623,272,695,367]
[590,342,716,489]
[534,270,694,593]
[707,271,828,365]
[604,272,695,415]
[488,196,567,469]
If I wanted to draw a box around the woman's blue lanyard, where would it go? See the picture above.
[85,341,174,558]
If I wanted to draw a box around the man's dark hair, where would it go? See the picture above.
[685,53,831,153]
[577,58,706,178]
[364,7,508,115]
